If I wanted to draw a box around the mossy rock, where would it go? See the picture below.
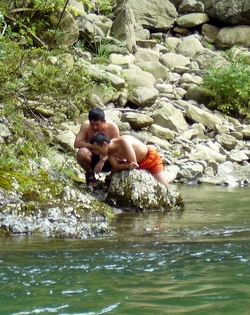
[186,86,213,106]
[106,170,184,212]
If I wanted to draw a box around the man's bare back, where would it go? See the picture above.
[108,135,148,163]
[90,132,168,188]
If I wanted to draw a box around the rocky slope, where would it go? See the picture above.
[61,0,250,188]
[1,0,250,238]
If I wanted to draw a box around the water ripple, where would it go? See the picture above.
[12,304,68,315]
[59,302,121,315]
[61,289,87,295]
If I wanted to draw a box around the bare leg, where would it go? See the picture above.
[76,148,98,187]
[152,172,168,188]
[76,148,93,173]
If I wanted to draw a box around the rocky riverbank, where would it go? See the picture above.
[1,0,250,238]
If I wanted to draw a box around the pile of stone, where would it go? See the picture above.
[2,0,250,238]
[55,0,250,187]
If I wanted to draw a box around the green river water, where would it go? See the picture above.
[0,185,250,315]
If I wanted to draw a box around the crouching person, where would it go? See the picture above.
[90,132,168,188]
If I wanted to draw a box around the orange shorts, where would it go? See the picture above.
[138,146,165,174]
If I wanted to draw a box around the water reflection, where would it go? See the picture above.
[108,185,250,243]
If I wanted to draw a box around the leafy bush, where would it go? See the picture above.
[0,41,94,115]
[0,39,97,172]
[0,0,66,46]
[77,36,121,64]
[97,0,114,15]
[202,50,250,118]
[0,0,122,203]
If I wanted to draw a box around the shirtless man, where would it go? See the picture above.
[90,132,168,188]
[74,108,119,187]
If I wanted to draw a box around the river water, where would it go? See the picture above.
[0,185,250,315]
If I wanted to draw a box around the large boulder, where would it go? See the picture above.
[176,35,204,59]
[178,0,205,14]
[136,61,169,80]
[106,170,184,212]
[185,86,213,106]
[40,9,79,47]
[121,69,156,88]
[127,87,159,108]
[113,0,178,40]
[153,101,189,133]
[76,13,113,38]
[121,112,154,129]
[193,48,228,69]
[176,13,209,28]
[185,104,222,130]
[160,52,190,70]
[111,6,137,53]
[203,0,250,25]
[215,26,250,50]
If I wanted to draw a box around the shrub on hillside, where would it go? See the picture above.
[202,49,250,119]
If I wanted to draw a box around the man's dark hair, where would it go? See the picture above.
[88,108,105,121]
[90,132,110,145]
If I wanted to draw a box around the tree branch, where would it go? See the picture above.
[5,14,47,47]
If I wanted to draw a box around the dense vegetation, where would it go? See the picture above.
[0,0,114,195]
[0,0,114,174]
[202,48,250,119]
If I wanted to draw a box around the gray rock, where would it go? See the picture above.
[121,69,156,88]
[215,26,250,50]
[106,170,183,212]
[149,124,175,140]
[178,0,205,14]
[153,101,189,133]
[215,134,237,150]
[241,126,250,140]
[121,112,154,129]
[112,6,137,53]
[76,13,112,38]
[128,87,159,107]
[136,61,169,80]
[188,144,226,163]
[114,0,178,39]
[177,13,209,28]
[176,35,205,58]
[203,0,250,25]
[185,104,222,129]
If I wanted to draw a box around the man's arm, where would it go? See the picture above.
[108,154,127,173]
[108,154,138,173]
[74,122,92,150]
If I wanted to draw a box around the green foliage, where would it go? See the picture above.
[77,37,117,64]
[0,0,67,46]
[97,0,114,16]
[0,0,112,48]
[205,42,214,50]
[0,41,93,115]
[78,0,92,11]
[0,0,120,201]
[202,50,250,118]
[0,110,49,172]
[100,81,117,98]
[0,41,94,175]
